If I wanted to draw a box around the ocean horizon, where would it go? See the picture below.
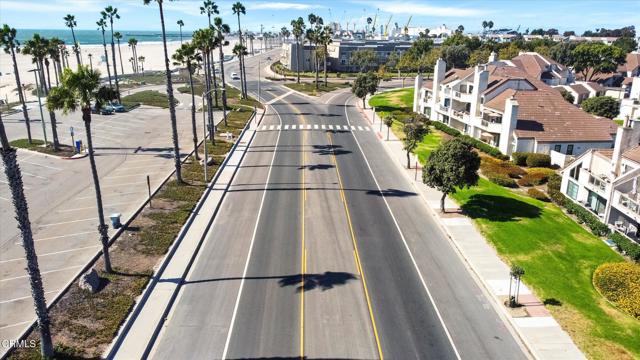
[15,28,192,45]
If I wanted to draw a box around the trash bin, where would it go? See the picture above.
[110,213,122,229]
[75,140,82,153]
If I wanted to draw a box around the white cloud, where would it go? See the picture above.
[249,2,323,10]
[1,0,106,13]
[363,1,490,17]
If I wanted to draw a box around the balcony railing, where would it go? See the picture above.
[451,109,470,121]
[438,104,449,112]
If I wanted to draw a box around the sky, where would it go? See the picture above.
[1,0,639,35]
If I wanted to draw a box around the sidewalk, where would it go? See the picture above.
[356,98,585,360]
[104,108,264,359]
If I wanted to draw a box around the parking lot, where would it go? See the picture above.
[0,87,210,347]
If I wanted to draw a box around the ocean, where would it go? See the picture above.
[15,29,190,45]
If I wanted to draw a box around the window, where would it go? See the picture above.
[567,144,574,155]
[566,181,579,200]
[554,144,562,152]
[569,163,581,181]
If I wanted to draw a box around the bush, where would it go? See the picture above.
[526,153,551,167]
[548,173,562,192]
[563,200,611,236]
[593,262,640,319]
[527,188,550,201]
[518,169,555,186]
[432,121,461,137]
[512,152,530,166]
[582,96,620,119]
[430,121,509,160]
[610,232,640,262]
[481,157,526,179]
[488,174,518,188]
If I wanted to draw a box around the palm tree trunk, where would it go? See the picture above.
[39,60,60,151]
[323,44,328,87]
[109,25,121,102]
[296,38,301,83]
[71,27,81,66]
[133,46,138,73]
[10,46,32,143]
[238,50,246,98]
[218,45,228,127]
[187,63,199,161]
[204,51,214,142]
[44,59,52,90]
[101,30,113,89]
[82,108,113,272]
[236,16,247,99]
[117,40,124,75]
[210,49,219,108]
[158,1,182,183]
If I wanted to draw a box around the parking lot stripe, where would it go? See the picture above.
[105,172,161,180]
[0,245,100,264]
[76,190,144,199]
[0,265,83,282]
[58,201,134,213]
[0,290,61,305]
[26,231,96,244]
[101,181,146,188]
[18,161,62,171]
[40,217,98,227]
[20,171,48,180]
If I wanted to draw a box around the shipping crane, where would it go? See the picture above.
[383,15,393,37]
[404,15,412,37]
[371,8,379,36]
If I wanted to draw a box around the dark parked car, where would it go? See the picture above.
[110,102,126,113]
[91,104,114,115]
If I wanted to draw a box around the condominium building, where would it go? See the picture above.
[560,118,640,240]
[414,55,617,158]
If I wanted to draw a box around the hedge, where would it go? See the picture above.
[610,232,640,262]
[512,152,529,166]
[563,199,611,236]
[526,153,551,167]
[488,174,518,188]
[481,157,526,179]
[518,172,551,186]
[593,262,640,319]
[431,121,509,160]
[527,188,550,202]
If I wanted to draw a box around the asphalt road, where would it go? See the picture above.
[145,49,529,359]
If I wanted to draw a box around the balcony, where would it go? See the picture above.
[451,90,474,103]
[450,109,470,123]
[438,104,449,113]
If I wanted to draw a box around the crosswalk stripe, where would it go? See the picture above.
[365,126,371,131]
[285,124,290,130]
[269,125,275,130]
[328,124,334,130]
[313,124,319,130]
[358,126,364,131]
[292,124,297,130]
[261,125,267,130]
[277,125,281,130]
[321,124,326,130]
[351,125,356,130]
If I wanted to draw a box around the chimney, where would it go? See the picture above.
[611,116,640,176]
[500,96,519,156]
[488,51,497,63]
[413,74,423,112]
[470,65,489,118]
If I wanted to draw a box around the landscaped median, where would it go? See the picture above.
[9,139,76,158]
[369,86,640,358]
[283,81,351,97]
[8,107,257,360]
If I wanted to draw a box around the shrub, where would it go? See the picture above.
[610,232,640,262]
[563,200,611,236]
[526,153,551,167]
[488,174,518,188]
[527,188,550,201]
[481,158,526,179]
[518,170,553,186]
[593,262,640,319]
[582,96,620,119]
[512,152,530,166]
[430,121,509,160]
[548,173,562,192]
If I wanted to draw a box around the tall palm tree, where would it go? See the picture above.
[138,55,145,72]
[101,6,121,102]
[128,56,135,72]
[0,25,32,143]
[64,14,82,66]
[173,42,202,160]
[96,18,113,89]
[48,37,64,85]
[247,33,255,55]
[232,2,247,99]
[320,25,333,86]
[143,0,183,183]
[200,0,219,108]
[88,53,93,70]
[232,43,248,96]
[291,17,305,83]
[23,34,61,151]
[47,66,113,273]
[0,113,54,358]
[128,37,138,73]
[307,14,323,89]
[214,17,230,126]
[114,31,125,74]
[177,19,184,44]
[192,28,216,143]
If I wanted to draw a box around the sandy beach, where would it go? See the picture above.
[0,36,266,104]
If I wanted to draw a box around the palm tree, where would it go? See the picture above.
[232,2,247,99]
[192,28,216,142]
[291,17,305,84]
[114,31,125,74]
[96,18,113,89]
[128,37,138,73]
[177,19,184,44]
[200,0,220,108]
[101,6,121,102]
[319,25,333,87]
[47,66,113,273]
[143,0,182,183]
[64,14,82,66]
[307,14,324,89]
[247,33,255,55]
[88,53,93,70]
[214,17,230,126]
[138,55,145,72]
[0,113,54,358]
[0,25,32,143]
[128,56,135,72]
[48,37,64,85]
[23,34,61,151]
[172,42,201,160]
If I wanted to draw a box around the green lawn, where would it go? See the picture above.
[451,178,640,359]
[121,90,172,108]
[283,81,351,96]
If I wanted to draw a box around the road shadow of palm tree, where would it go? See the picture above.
[366,188,417,197]
[312,144,351,156]
[460,194,541,222]
[279,271,357,292]
[298,163,334,170]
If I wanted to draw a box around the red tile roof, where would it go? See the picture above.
[623,145,640,164]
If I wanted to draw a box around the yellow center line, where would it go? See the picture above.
[299,106,307,360]
[327,132,384,360]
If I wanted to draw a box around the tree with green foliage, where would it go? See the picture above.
[498,43,521,61]
[177,19,184,43]
[64,14,81,66]
[571,42,626,81]
[549,41,577,66]
[350,49,377,72]
[613,36,638,54]
[1,25,32,143]
[559,89,575,104]
[47,66,114,273]
[101,5,122,102]
[290,17,306,83]
[468,48,491,66]
[351,71,378,108]
[232,1,248,98]
[423,138,480,212]
[581,96,620,119]
[402,113,429,169]
[173,42,202,158]
[383,114,394,141]
[440,45,469,69]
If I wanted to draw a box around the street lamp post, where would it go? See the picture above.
[28,69,48,145]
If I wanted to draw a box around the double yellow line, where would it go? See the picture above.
[300,107,307,360]
[327,132,384,360]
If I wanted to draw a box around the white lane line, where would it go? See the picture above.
[1,265,83,282]
[284,124,290,130]
[0,196,9,202]
[40,217,98,227]
[76,190,144,199]
[120,159,161,164]
[26,231,96,244]
[358,126,364,131]
[57,201,134,213]
[313,124,319,130]
[0,245,100,263]
[221,104,283,360]
[343,95,462,360]
[18,161,62,171]
[265,89,294,105]
[0,289,61,304]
